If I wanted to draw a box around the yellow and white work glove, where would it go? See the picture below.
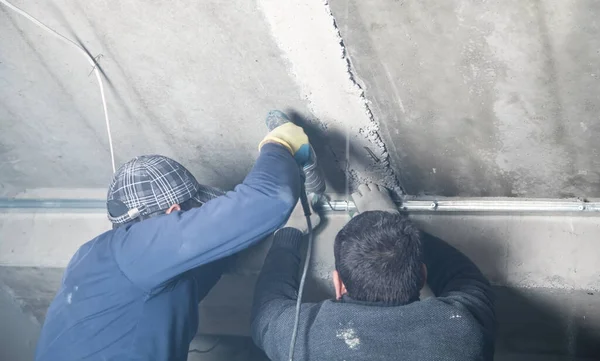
[259,122,310,165]
[351,183,399,214]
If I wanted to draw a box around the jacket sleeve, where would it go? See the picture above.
[251,227,315,360]
[423,232,496,355]
[110,143,301,291]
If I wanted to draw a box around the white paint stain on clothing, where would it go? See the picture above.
[450,313,462,319]
[67,293,72,304]
[336,328,360,350]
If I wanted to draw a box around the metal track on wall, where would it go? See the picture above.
[321,198,600,213]
[2,196,600,214]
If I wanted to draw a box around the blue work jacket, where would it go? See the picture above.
[34,143,300,361]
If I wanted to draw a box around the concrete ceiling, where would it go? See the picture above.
[329,0,600,197]
[0,0,317,195]
[1,0,600,198]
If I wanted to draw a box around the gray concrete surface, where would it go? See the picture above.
[2,208,600,358]
[0,0,313,195]
[0,286,40,361]
[3,0,600,197]
[329,0,600,197]
[0,0,400,198]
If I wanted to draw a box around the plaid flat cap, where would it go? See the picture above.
[107,155,210,225]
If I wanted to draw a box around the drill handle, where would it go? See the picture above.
[302,146,326,195]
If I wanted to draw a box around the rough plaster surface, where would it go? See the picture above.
[0,286,40,361]
[329,0,600,197]
[4,0,599,199]
[0,0,313,195]
[0,267,62,323]
[495,286,600,358]
[411,213,600,291]
[11,187,106,200]
[257,0,401,193]
[0,211,109,267]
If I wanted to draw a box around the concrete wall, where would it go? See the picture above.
[3,0,600,197]
[329,0,600,197]
[0,0,398,198]
[0,0,312,194]
[0,286,40,361]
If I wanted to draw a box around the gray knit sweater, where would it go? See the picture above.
[251,228,495,361]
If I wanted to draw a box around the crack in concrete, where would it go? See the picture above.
[325,1,404,194]
[258,0,403,194]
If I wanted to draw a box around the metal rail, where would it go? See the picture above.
[0,199,105,210]
[319,198,600,213]
[2,197,600,214]
[400,198,600,213]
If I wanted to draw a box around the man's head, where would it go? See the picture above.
[333,211,426,305]
[106,155,221,228]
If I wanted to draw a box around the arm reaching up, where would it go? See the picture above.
[111,119,310,291]
[422,232,495,356]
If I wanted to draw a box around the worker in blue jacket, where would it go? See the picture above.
[34,119,310,361]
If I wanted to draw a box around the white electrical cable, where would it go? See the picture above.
[1,0,116,173]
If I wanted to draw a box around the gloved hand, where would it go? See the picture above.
[259,122,310,164]
[281,198,321,235]
[351,183,398,214]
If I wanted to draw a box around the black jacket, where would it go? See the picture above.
[251,228,496,361]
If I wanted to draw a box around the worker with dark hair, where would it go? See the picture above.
[251,183,496,360]
[34,120,311,361]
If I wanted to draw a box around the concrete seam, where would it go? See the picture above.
[257,0,403,194]
[324,2,405,194]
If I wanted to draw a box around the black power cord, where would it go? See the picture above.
[287,183,314,361]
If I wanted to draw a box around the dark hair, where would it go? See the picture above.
[334,211,423,305]
[112,197,203,229]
